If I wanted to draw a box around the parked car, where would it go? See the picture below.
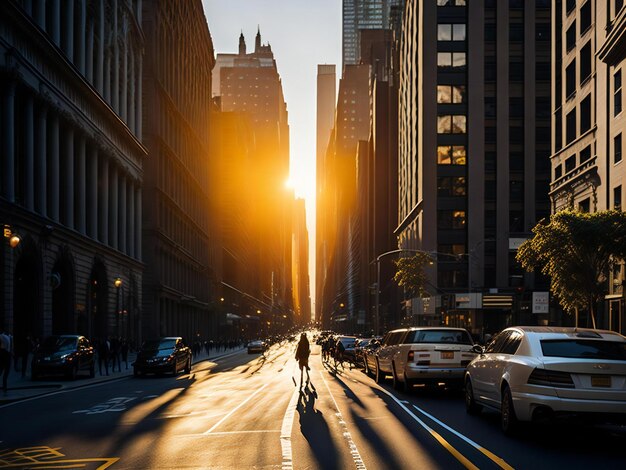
[133,337,192,377]
[464,326,626,435]
[31,335,95,380]
[363,338,383,375]
[372,327,476,391]
[247,339,267,354]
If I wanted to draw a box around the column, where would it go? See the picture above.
[76,134,86,234]
[119,174,127,254]
[34,0,46,29]
[62,0,74,60]
[96,0,104,93]
[77,0,86,74]
[136,55,143,141]
[35,103,47,216]
[121,36,128,123]
[113,0,120,113]
[99,156,109,244]
[129,47,136,134]
[48,112,60,221]
[1,81,15,202]
[109,165,118,249]
[86,14,94,83]
[135,186,141,260]
[63,126,74,228]
[23,0,33,16]
[51,0,61,46]
[24,94,35,210]
[129,181,135,258]
[88,145,98,238]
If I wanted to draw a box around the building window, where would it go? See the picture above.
[580,2,591,34]
[580,42,592,85]
[565,155,576,173]
[566,109,577,144]
[437,177,467,197]
[438,210,466,229]
[615,186,622,210]
[616,1,625,17]
[615,133,623,163]
[437,85,466,103]
[438,24,466,41]
[437,0,467,5]
[580,144,592,162]
[555,164,563,179]
[566,0,576,14]
[566,22,576,52]
[566,61,576,99]
[438,115,467,133]
[437,52,466,69]
[579,197,591,212]
[613,69,622,116]
[580,94,591,133]
[437,145,467,165]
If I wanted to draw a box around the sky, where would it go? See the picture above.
[202,0,343,315]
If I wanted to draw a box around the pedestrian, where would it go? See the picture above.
[109,336,121,372]
[295,333,311,388]
[0,328,13,393]
[98,337,110,376]
[120,338,129,370]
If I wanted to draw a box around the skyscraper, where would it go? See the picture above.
[342,0,404,67]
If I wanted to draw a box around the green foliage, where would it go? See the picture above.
[516,210,626,319]
[393,252,434,297]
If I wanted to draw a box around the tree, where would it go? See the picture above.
[393,252,434,298]
[516,210,626,327]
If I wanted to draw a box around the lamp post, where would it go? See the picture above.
[114,277,122,336]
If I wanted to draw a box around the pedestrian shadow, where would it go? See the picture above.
[297,381,341,470]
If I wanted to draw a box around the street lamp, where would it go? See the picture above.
[114,277,123,336]
[3,224,21,248]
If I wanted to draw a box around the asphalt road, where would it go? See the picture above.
[0,340,624,469]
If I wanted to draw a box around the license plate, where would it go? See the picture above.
[440,351,454,360]
[591,375,611,387]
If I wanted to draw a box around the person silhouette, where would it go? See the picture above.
[295,333,311,387]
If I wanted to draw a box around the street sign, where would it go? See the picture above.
[532,292,550,314]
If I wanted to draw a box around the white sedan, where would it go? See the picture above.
[464,326,626,434]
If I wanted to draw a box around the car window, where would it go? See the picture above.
[382,333,391,345]
[540,339,626,360]
[500,331,522,355]
[485,331,511,353]
[407,330,473,345]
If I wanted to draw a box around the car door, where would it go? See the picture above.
[471,331,511,404]
[484,331,523,404]
[378,332,399,373]
[175,339,185,370]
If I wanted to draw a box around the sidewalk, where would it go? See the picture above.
[0,346,244,405]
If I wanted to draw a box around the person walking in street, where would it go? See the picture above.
[97,338,110,376]
[121,338,129,370]
[295,333,311,388]
[0,328,13,393]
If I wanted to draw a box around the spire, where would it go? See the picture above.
[255,26,261,53]
[238,30,246,56]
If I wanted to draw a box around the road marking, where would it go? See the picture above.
[280,386,300,470]
[205,430,281,435]
[374,388,477,470]
[320,371,367,470]
[411,404,514,470]
[73,396,137,415]
[121,388,184,425]
[203,383,269,435]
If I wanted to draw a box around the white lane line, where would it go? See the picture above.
[319,371,367,470]
[411,404,514,470]
[280,386,300,470]
[203,383,269,435]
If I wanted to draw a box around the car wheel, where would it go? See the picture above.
[501,385,519,435]
[464,378,482,415]
[392,363,401,390]
[184,358,191,374]
[374,358,383,384]
[89,362,95,378]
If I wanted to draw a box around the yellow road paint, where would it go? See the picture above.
[0,446,119,469]
[428,429,479,470]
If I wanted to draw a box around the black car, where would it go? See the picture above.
[133,337,192,377]
[31,335,95,380]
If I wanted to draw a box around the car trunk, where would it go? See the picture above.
[542,358,626,400]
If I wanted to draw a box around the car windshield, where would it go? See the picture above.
[42,336,77,351]
[540,339,626,360]
[142,339,176,350]
[406,330,473,345]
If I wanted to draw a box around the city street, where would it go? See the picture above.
[1,340,624,469]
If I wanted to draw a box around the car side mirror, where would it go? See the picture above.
[471,344,485,355]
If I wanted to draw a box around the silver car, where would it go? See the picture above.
[372,327,476,391]
[464,326,626,435]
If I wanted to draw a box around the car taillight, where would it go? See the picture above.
[527,368,575,388]
[408,351,415,362]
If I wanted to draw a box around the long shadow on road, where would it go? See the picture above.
[297,381,341,470]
